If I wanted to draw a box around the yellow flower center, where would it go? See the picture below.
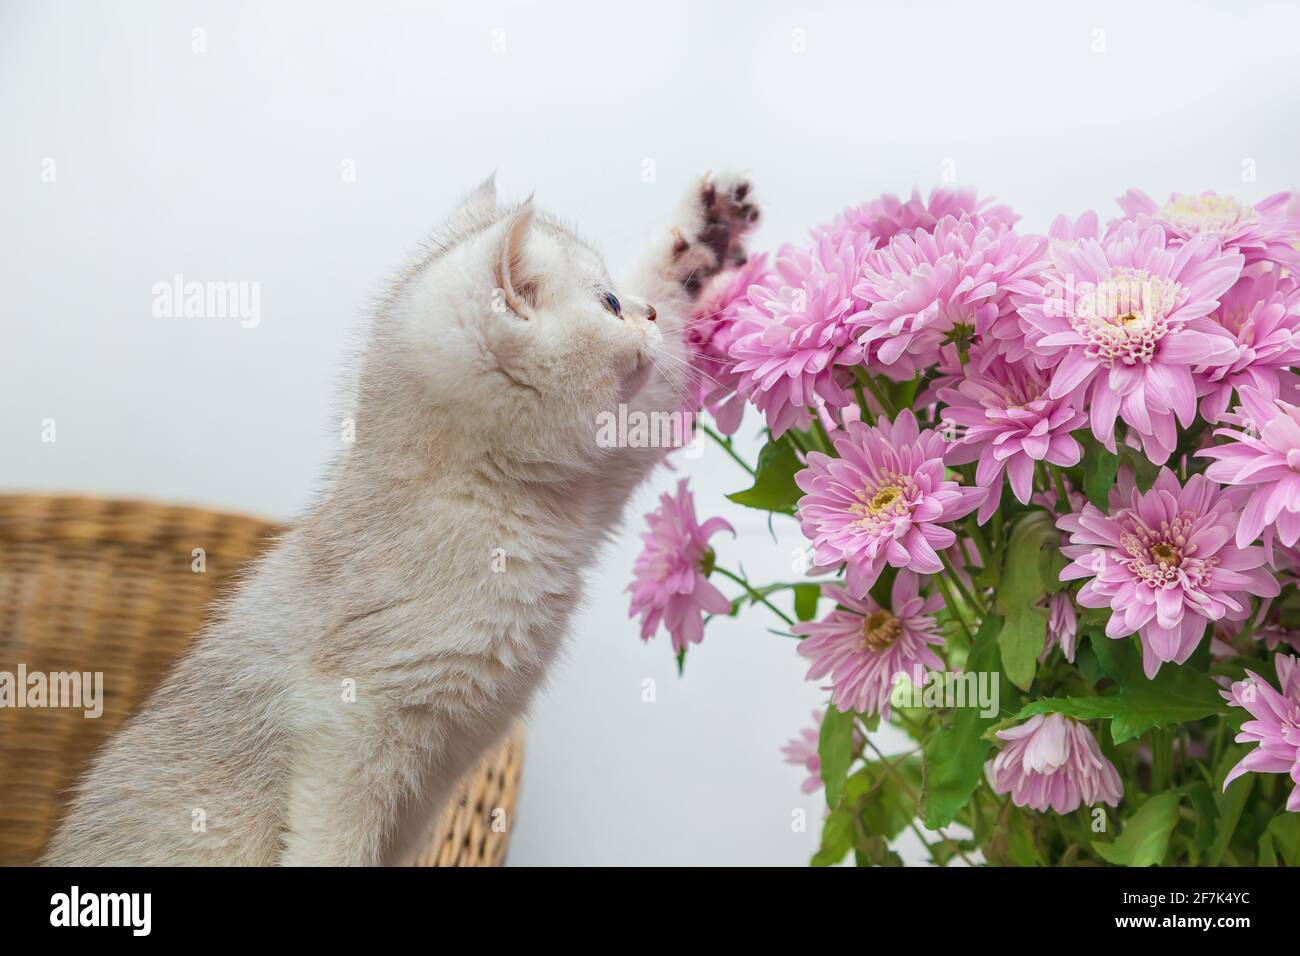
[861,609,901,651]
[1158,194,1255,234]
[1150,542,1180,568]
[868,486,902,513]
[1070,269,1181,367]
[850,474,917,532]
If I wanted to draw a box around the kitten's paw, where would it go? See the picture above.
[666,172,760,298]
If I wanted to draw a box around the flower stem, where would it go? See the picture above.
[712,566,795,627]
[1049,463,1071,510]
[699,424,755,476]
[863,736,977,867]
[852,378,873,424]
[1211,715,1227,770]
[809,418,834,455]
[933,572,975,643]
[857,370,898,418]
[942,559,987,616]
[890,709,926,739]
[965,515,992,567]
[1150,726,1174,793]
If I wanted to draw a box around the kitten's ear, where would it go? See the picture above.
[494,200,538,318]
[457,173,499,219]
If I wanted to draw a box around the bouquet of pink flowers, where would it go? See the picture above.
[627,185,1300,866]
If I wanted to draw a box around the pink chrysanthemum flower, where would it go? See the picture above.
[852,215,1047,378]
[1019,223,1243,464]
[687,254,774,435]
[986,714,1123,813]
[997,209,1102,363]
[1268,541,1300,592]
[815,186,1018,247]
[1058,468,1279,678]
[999,210,1104,361]
[728,238,867,436]
[781,711,828,795]
[781,710,865,795]
[938,352,1087,524]
[627,480,734,654]
[1047,210,1101,246]
[1197,269,1300,423]
[1257,623,1300,655]
[914,342,964,408]
[1221,654,1300,812]
[1286,190,1300,221]
[794,410,985,597]
[793,573,945,717]
[1116,189,1300,272]
[1215,611,1300,657]
[1199,387,1300,550]
[1041,592,1079,663]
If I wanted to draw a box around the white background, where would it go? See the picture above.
[4,0,1299,865]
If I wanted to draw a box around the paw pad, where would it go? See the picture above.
[668,173,760,297]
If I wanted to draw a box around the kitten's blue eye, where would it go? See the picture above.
[601,292,622,317]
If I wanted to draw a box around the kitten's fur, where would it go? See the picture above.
[42,173,759,865]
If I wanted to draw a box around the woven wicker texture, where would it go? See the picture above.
[0,494,522,866]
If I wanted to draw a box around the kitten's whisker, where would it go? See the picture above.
[648,350,728,395]
[646,355,703,412]
[686,305,731,324]
[670,335,743,374]
[667,343,732,374]
[655,343,738,379]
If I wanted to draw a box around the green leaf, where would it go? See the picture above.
[972,533,1005,591]
[818,705,856,810]
[727,439,802,515]
[1083,443,1120,510]
[1181,781,1218,854]
[1074,639,1104,687]
[811,803,852,867]
[1079,605,1110,630]
[812,757,920,867]
[856,757,922,841]
[794,584,820,622]
[984,801,1044,867]
[1118,444,1161,492]
[921,613,1006,829]
[1093,635,1226,740]
[1208,743,1253,866]
[1016,696,1128,722]
[853,834,903,867]
[929,837,980,867]
[993,513,1059,690]
[1017,635,1227,743]
[995,512,1059,610]
[1093,793,1183,866]
[998,605,1048,692]
[1258,813,1300,866]
[1276,584,1300,630]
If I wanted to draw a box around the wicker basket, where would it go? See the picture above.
[0,494,523,866]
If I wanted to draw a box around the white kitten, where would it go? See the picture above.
[41,173,759,865]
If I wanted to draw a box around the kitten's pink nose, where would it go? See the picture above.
[645,305,657,322]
